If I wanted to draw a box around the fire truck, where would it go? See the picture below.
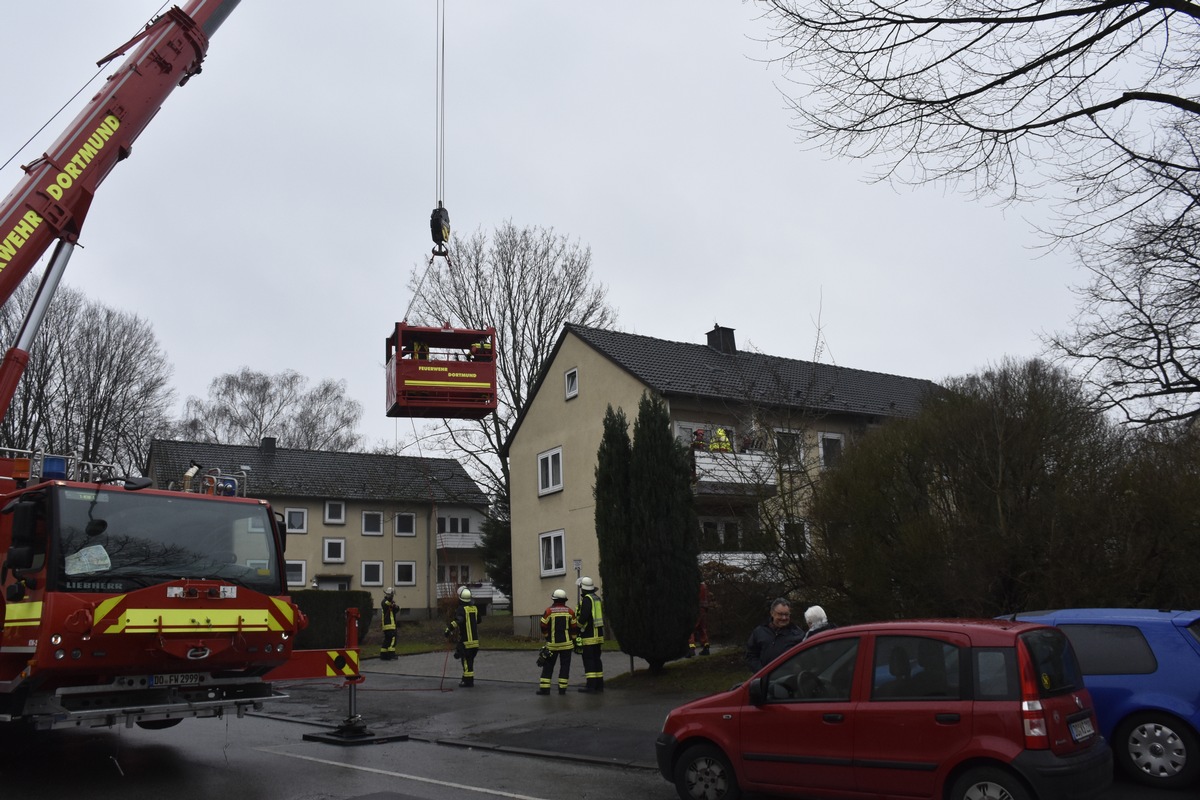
[0,448,359,730]
[0,1,364,730]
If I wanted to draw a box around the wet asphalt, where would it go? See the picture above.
[262,648,723,771]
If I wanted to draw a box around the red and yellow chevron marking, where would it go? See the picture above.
[262,647,361,681]
[92,594,296,634]
[325,649,359,677]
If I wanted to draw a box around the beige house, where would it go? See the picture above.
[146,438,496,617]
[503,324,935,633]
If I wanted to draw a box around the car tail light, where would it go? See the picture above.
[1017,642,1049,750]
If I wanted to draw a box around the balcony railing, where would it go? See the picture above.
[437,580,510,609]
[692,450,778,495]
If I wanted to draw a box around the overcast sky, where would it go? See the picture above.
[2,1,1079,450]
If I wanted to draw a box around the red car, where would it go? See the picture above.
[656,619,1112,800]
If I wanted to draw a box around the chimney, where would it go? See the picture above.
[260,436,276,455]
[706,325,737,355]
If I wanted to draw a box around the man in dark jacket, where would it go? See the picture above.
[745,598,804,672]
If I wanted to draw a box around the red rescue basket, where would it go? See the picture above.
[385,323,497,419]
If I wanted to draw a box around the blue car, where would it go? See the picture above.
[1009,608,1200,789]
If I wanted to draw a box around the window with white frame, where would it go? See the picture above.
[361,560,384,586]
[394,561,416,586]
[438,564,471,584]
[539,530,566,576]
[394,513,416,536]
[564,367,579,399]
[323,537,346,563]
[285,560,307,587]
[437,516,471,534]
[324,500,345,524]
[285,508,308,533]
[362,510,383,536]
[538,447,563,495]
[699,517,743,551]
[775,429,805,470]
[819,432,844,469]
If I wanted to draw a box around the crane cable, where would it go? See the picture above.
[435,0,447,218]
[429,0,451,260]
[1,4,170,173]
[407,0,451,326]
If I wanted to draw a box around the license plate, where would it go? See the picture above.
[1070,716,1096,742]
[151,673,200,687]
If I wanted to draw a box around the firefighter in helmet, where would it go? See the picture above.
[444,586,480,687]
[537,588,579,695]
[469,339,493,362]
[575,576,605,692]
[380,587,399,661]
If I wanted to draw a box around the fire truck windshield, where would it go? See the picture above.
[48,486,281,594]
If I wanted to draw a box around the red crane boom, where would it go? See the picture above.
[0,0,241,421]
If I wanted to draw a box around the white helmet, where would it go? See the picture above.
[384,587,395,596]
[552,588,568,601]
[458,586,473,602]
[579,576,596,592]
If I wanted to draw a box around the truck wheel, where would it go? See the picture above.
[950,766,1031,800]
[1116,712,1199,789]
[673,743,741,800]
[135,718,183,730]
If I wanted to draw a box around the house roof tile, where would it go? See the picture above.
[148,439,486,506]
[565,324,936,418]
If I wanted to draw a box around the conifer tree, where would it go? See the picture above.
[594,405,632,650]
[596,392,699,673]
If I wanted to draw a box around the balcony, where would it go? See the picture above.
[437,532,483,550]
[691,450,778,499]
[437,580,510,611]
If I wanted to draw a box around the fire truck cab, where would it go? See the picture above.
[0,450,309,730]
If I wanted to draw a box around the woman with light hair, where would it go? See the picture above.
[803,605,835,641]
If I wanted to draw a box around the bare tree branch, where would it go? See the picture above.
[404,221,618,498]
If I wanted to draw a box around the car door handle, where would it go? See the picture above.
[823,713,845,723]
[935,713,960,724]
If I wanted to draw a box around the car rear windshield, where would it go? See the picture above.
[1019,628,1084,697]
[1057,624,1157,675]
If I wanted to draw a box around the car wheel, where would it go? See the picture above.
[950,766,1031,800]
[1116,712,1199,789]
[673,743,741,800]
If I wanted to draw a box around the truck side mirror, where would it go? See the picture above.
[275,513,287,553]
[9,501,36,548]
[4,546,33,572]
